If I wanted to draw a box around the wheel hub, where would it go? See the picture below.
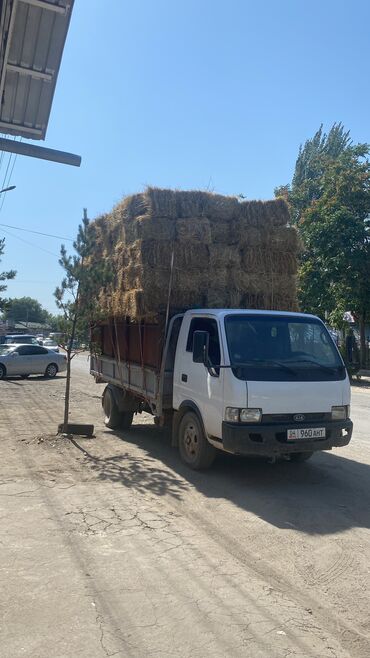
[184,423,198,457]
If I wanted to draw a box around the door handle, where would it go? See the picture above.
[181,373,188,382]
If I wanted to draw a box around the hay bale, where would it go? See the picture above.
[147,187,240,220]
[209,244,240,269]
[118,194,152,220]
[90,187,298,321]
[123,213,222,245]
[114,287,211,320]
[123,265,209,293]
[240,248,298,275]
[206,287,240,308]
[239,198,290,227]
[268,225,301,250]
[238,200,265,225]
[263,199,291,226]
[209,219,233,243]
[236,272,296,295]
[232,222,265,246]
[124,216,176,243]
[115,187,241,221]
[175,218,212,243]
[125,241,210,269]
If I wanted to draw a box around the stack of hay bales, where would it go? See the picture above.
[90,187,300,321]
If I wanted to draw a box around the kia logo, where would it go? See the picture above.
[294,414,305,422]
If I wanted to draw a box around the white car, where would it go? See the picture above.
[43,338,60,352]
[0,344,67,379]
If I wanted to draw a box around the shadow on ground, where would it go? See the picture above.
[69,420,370,537]
[351,379,370,389]
[70,433,189,500]
[1,375,66,384]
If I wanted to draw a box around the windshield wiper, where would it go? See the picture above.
[289,359,339,373]
[231,359,297,375]
[262,359,298,375]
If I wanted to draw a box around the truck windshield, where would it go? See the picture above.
[224,314,346,382]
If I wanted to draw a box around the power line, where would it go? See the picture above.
[1,151,13,196]
[0,222,73,241]
[0,136,21,213]
[0,226,59,258]
[0,153,17,212]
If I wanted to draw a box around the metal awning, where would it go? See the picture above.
[0,0,74,140]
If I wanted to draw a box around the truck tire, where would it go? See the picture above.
[178,411,216,470]
[120,411,134,430]
[289,452,314,463]
[103,386,122,429]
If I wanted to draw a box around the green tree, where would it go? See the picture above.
[55,209,112,433]
[0,238,16,312]
[47,314,66,332]
[299,148,370,362]
[276,124,370,365]
[3,296,50,324]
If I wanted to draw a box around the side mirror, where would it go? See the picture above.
[193,331,209,365]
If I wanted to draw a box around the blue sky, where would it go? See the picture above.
[1,0,370,312]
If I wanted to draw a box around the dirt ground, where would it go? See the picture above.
[1,353,369,658]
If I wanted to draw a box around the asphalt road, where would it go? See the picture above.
[0,358,369,658]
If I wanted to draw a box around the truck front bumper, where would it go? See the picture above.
[221,419,353,456]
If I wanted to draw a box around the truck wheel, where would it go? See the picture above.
[289,452,314,463]
[103,387,122,429]
[178,411,216,470]
[120,411,133,430]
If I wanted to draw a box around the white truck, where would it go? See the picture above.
[91,309,353,469]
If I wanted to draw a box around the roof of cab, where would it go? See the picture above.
[183,309,319,320]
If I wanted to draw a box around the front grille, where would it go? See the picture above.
[262,412,331,424]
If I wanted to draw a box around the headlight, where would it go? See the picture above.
[331,405,348,420]
[225,407,262,423]
[225,407,240,423]
[240,408,262,423]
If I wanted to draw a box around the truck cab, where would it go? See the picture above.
[172,309,352,468]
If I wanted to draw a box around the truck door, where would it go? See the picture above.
[174,316,224,439]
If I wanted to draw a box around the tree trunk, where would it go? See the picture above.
[62,310,78,434]
[359,313,366,368]
[62,351,72,433]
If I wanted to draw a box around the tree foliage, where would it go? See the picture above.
[54,210,112,432]
[55,213,112,342]
[299,149,370,321]
[0,238,16,312]
[276,123,370,364]
[3,295,51,324]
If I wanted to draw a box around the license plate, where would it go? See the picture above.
[287,427,326,440]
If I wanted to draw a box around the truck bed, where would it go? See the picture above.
[90,315,183,415]
[90,353,174,413]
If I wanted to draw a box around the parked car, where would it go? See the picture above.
[2,334,39,345]
[42,338,60,352]
[0,344,67,379]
